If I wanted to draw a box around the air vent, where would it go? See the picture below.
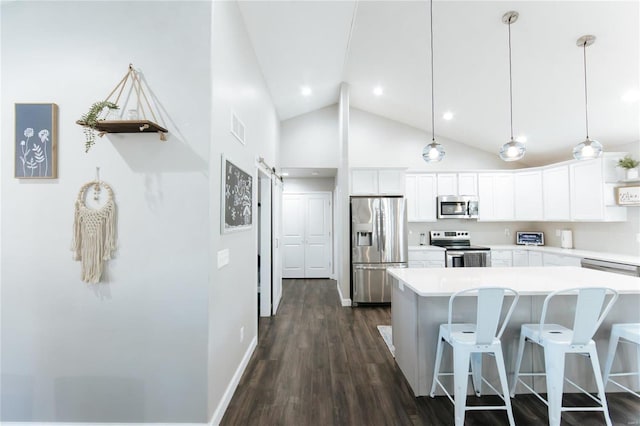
[231,111,245,144]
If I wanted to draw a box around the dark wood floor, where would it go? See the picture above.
[221,279,640,426]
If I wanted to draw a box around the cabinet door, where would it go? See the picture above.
[513,250,529,267]
[378,169,405,195]
[570,160,603,220]
[478,173,514,221]
[543,165,570,221]
[417,174,437,221]
[437,173,457,195]
[514,170,543,220]
[405,175,418,221]
[493,174,515,220]
[458,173,478,196]
[351,170,378,195]
[528,251,543,266]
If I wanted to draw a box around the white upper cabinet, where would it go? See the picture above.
[406,173,437,222]
[514,170,543,221]
[351,169,405,195]
[569,154,626,222]
[458,173,478,196]
[378,169,406,195]
[436,173,477,196]
[478,173,514,221]
[543,165,571,221]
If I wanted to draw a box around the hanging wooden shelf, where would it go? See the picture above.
[77,64,169,151]
[76,119,168,134]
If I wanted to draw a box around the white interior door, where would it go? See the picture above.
[304,193,331,278]
[259,176,272,317]
[271,179,283,313]
[282,192,332,279]
[282,194,305,278]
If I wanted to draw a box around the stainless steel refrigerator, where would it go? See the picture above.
[351,197,408,305]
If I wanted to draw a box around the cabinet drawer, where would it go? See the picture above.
[491,250,513,261]
[408,250,445,262]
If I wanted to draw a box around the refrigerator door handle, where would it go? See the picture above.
[380,208,385,254]
[375,208,382,253]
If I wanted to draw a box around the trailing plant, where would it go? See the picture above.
[617,154,640,170]
[79,101,119,153]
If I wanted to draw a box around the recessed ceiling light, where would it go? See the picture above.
[373,86,384,96]
[281,172,289,176]
[301,86,312,96]
[442,111,454,120]
[621,89,639,103]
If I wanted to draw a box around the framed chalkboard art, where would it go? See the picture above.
[221,155,253,233]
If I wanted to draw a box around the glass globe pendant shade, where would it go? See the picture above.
[499,139,526,162]
[422,141,445,163]
[572,137,603,160]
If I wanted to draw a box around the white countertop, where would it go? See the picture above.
[487,245,640,266]
[387,266,640,297]
[408,245,445,252]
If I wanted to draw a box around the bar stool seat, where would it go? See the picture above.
[510,287,618,426]
[603,323,640,398]
[430,287,519,426]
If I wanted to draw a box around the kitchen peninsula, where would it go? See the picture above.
[387,267,640,397]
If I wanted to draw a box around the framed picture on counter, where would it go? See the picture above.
[615,185,640,206]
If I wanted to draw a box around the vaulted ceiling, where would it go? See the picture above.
[238,1,639,165]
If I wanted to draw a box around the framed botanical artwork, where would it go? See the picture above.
[221,155,253,233]
[15,103,58,179]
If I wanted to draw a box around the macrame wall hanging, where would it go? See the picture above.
[71,173,117,284]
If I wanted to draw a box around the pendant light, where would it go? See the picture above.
[422,0,445,163]
[498,11,526,162]
[573,35,603,160]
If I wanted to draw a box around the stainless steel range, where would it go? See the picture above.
[430,231,491,267]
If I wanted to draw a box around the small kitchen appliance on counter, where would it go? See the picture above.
[430,230,491,267]
[561,230,573,249]
[516,231,544,246]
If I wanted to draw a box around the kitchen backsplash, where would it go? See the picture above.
[408,208,640,257]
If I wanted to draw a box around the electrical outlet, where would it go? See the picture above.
[240,326,244,342]
[555,229,561,237]
[217,249,230,269]
[504,228,511,237]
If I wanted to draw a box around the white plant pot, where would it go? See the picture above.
[627,168,639,181]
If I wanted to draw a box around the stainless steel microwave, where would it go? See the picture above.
[437,195,479,219]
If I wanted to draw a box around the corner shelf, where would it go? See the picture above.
[76,119,168,134]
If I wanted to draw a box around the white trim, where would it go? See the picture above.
[336,280,352,307]
[210,335,258,426]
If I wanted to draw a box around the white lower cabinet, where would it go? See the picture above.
[542,253,581,267]
[491,249,513,267]
[512,249,529,267]
[528,251,543,266]
[408,249,445,268]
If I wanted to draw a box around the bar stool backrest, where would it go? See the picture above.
[538,287,619,345]
[448,287,519,345]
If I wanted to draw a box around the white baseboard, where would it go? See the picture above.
[210,335,258,426]
[335,281,352,307]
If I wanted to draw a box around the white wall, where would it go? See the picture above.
[280,105,339,168]
[208,1,280,423]
[349,107,523,170]
[283,177,335,193]
[1,1,210,422]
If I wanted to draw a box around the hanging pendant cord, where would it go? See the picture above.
[582,41,590,139]
[507,17,514,141]
[430,0,435,143]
